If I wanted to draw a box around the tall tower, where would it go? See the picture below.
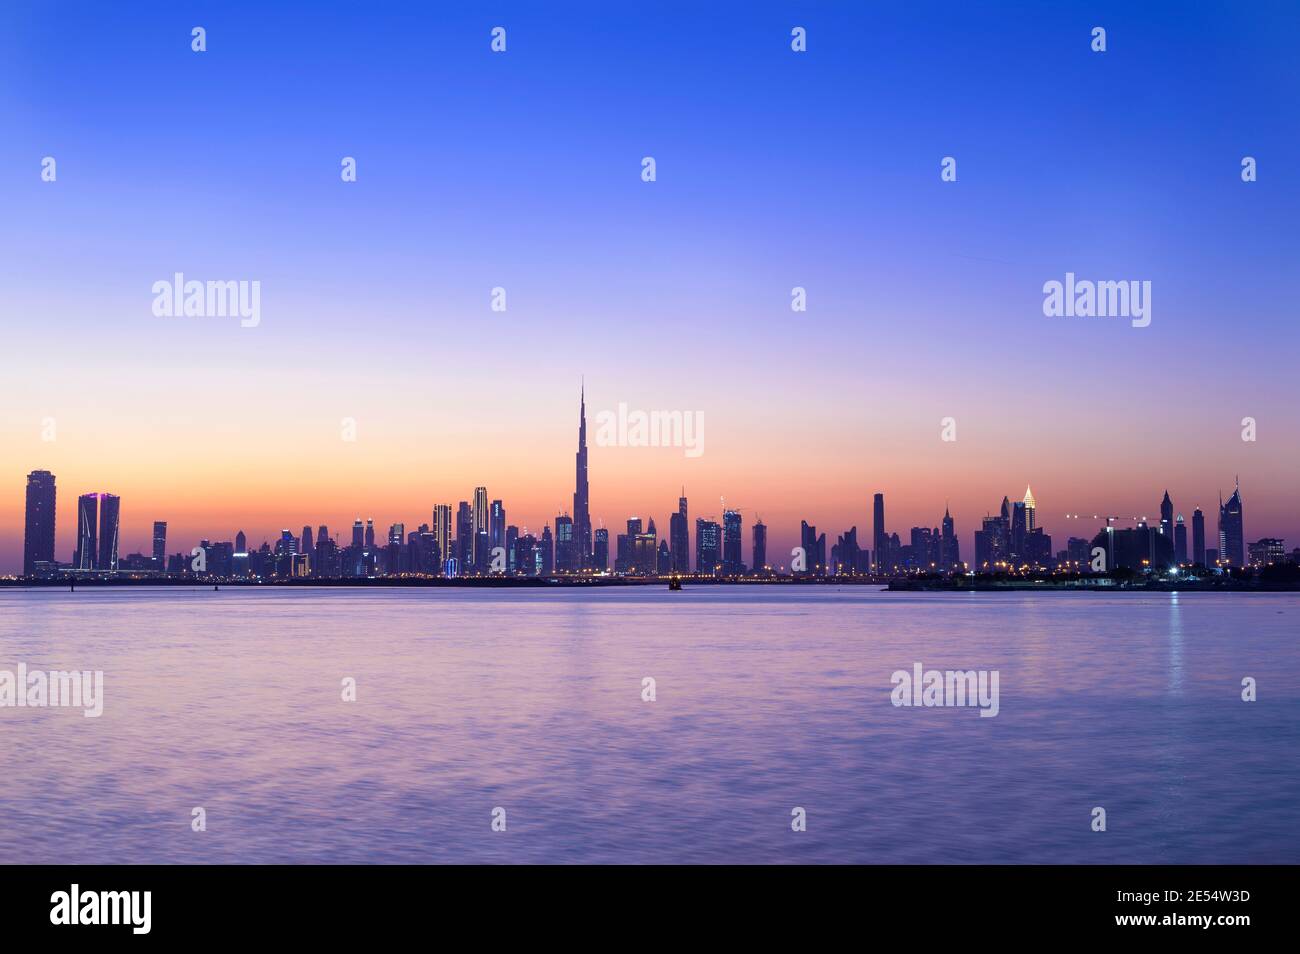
[97,494,121,571]
[722,509,744,575]
[1023,486,1037,532]
[1174,514,1188,564]
[23,470,57,577]
[473,486,489,569]
[872,493,885,572]
[490,500,505,553]
[573,382,592,569]
[941,504,958,569]
[752,517,767,573]
[1192,507,1206,566]
[152,521,168,569]
[1159,490,1173,539]
[433,505,452,569]
[1218,479,1244,567]
[670,491,689,572]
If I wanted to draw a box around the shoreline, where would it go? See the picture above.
[1,576,1296,592]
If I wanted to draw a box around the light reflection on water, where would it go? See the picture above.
[0,586,1296,864]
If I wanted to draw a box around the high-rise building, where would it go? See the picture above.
[302,525,315,561]
[593,527,609,571]
[940,505,959,569]
[490,500,505,555]
[722,509,744,575]
[455,502,473,573]
[573,383,592,569]
[352,519,364,548]
[1192,507,1206,566]
[670,492,689,573]
[632,518,658,575]
[386,523,405,574]
[1174,514,1188,564]
[97,494,120,571]
[74,492,120,571]
[656,540,671,575]
[1010,500,1027,562]
[833,527,860,575]
[152,520,167,570]
[799,520,826,576]
[696,518,722,575]
[473,486,489,569]
[1247,538,1285,566]
[752,518,767,574]
[1024,486,1037,532]
[872,493,885,572]
[74,494,98,570]
[429,506,448,570]
[1159,491,1173,541]
[23,470,57,577]
[555,514,576,572]
[365,518,375,549]
[1218,480,1244,567]
[540,523,555,575]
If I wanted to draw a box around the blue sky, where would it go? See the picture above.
[1,1,1297,567]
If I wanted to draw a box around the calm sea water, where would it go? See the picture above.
[0,586,1296,864]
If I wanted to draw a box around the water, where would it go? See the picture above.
[0,586,1296,864]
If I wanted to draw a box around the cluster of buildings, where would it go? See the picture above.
[15,394,1295,582]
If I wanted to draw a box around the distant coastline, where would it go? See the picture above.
[2,575,1297,592]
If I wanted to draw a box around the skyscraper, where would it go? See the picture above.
[23,470,56,577]
[1011,500,1027,562]
[722,509,744,575]
[97,494,120,571]
[74,493,99,570]
[1219,480,1244,567]
[555,514,576,572]
[540,523,555,575]
[433,505,451,571]
[593,527,609,571]
[152,520,167,570]
[73,493,120,572]
[455,501,473,573]
[799,520,826,576]
[1159,491,1173,541]
[490,500,505,556]
[670,492,689,572]
[473,486,489,570]
[940,505,959,569]
[1192,507,1206,566]
[752,518,767,573]
[573,383,592,570]
[1174,514,1188,564]
[696,518,721,575]
[1024,486,1037,532]
[872,493,885,573]
[352,519,364,548]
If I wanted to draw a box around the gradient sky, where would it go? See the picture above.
[2,1,1298,572]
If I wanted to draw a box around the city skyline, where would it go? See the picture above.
[11,391,1291,579]
[2,3,1297,571]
